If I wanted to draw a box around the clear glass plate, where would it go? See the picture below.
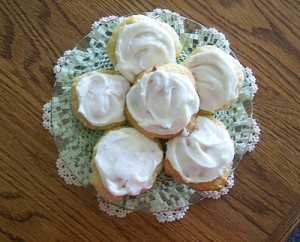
[51,11,253,212]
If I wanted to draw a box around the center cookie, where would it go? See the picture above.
[126,64,200,139]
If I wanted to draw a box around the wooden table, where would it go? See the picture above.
[1,1,299,241]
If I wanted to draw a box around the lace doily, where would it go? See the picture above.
[43,8,260,222]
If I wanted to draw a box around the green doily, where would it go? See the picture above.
[51,10,254,212]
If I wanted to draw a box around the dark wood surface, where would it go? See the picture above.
[1,1,299,241]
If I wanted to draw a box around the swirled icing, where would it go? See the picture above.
[126,69,200,136]
[93,128,163,196]
[75,72,130,126]
[166,116,234,183]
[115,20,177,82]
[185,47,242,112]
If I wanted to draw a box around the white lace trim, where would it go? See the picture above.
[208,27,230,53]
[153,8,180,16]
[56,158,82,186]
[53,50,72,76]
[153,206,189,223]
[98,197,132,218]
[247,119,261,152]
[244,67,258,99]
[92,16,119,31]
[42,102,53,135]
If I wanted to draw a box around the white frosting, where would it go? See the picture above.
[76,72,130,126]
[185,47,241,112]
[94,128,163,196]
[126,69,200,136]
[166,116,234,183]
[115,20,177,82]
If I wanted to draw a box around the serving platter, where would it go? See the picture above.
[51,10,253,212]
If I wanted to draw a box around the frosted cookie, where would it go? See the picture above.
[126,64,200,139]
[71,70,130,129]
[89,127,163,202]
[184,45,244,113]
[107,15,182,82]
[164,116,234,191]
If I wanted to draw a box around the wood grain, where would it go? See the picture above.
[0,0,299,241]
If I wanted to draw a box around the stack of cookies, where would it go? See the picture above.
[70,15,243,202]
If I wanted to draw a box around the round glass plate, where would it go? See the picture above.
[51,10,253,212]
